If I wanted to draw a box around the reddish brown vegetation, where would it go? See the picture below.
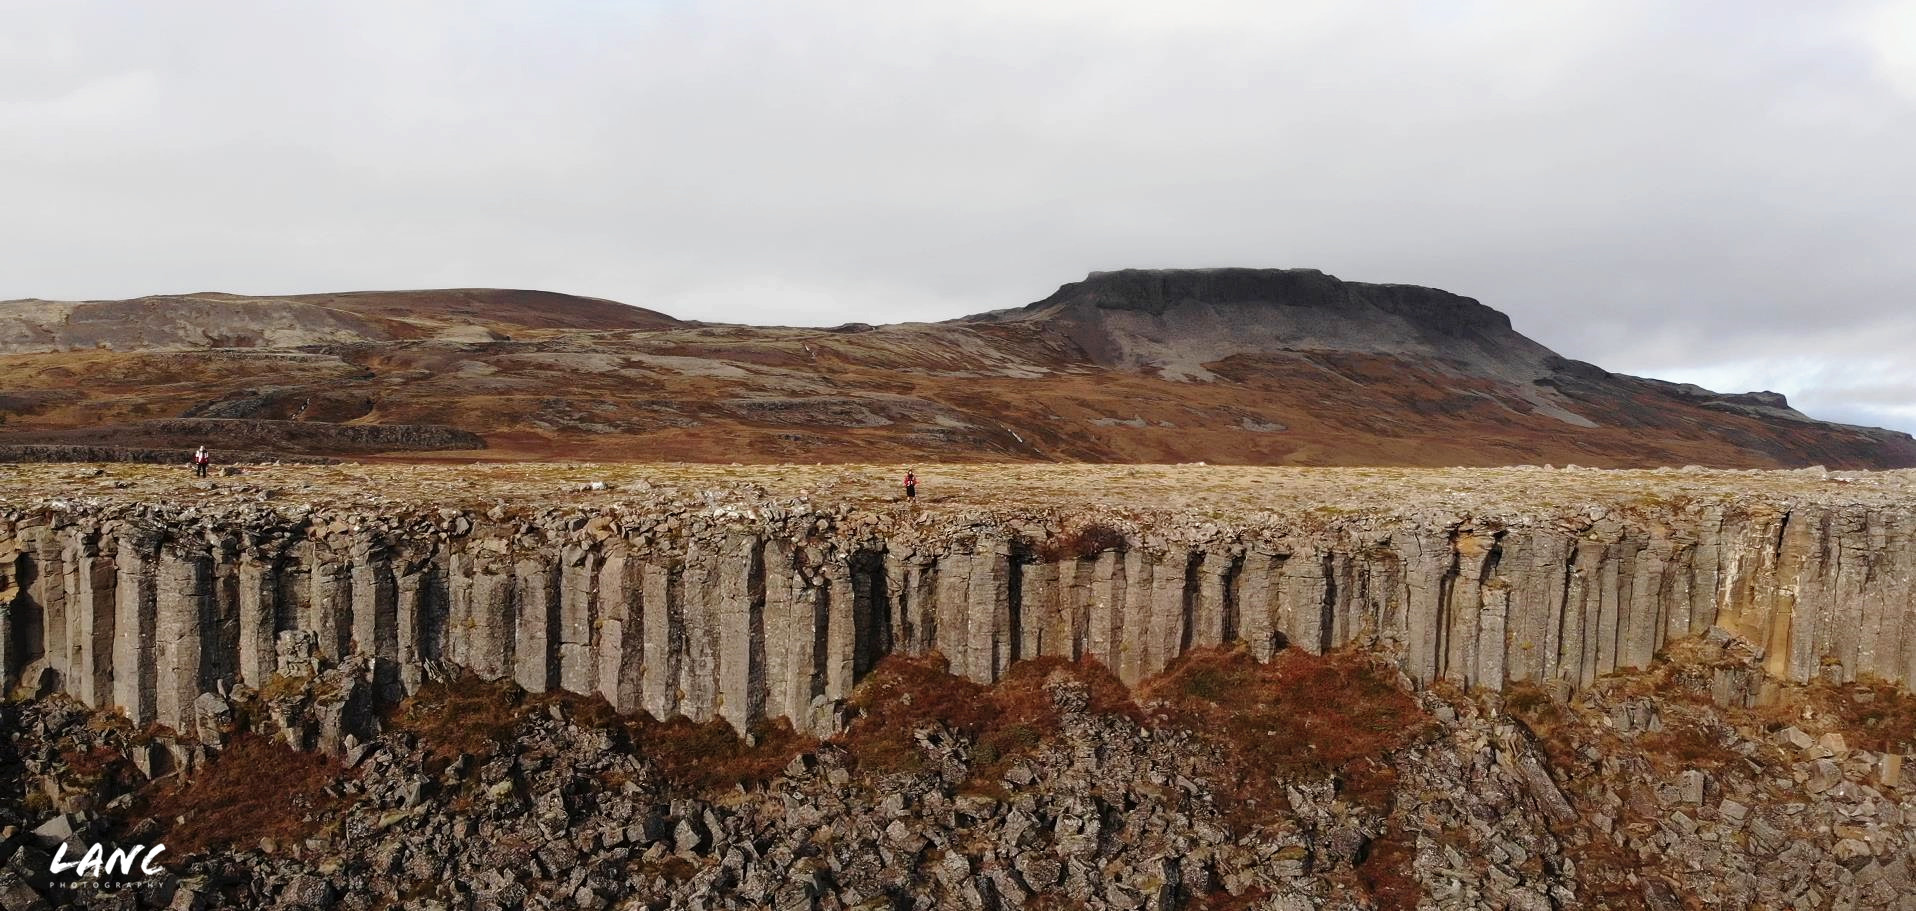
[1182,891,1268,910]
[635,715,815,793]
[1758,676,1916,754]
[1636,723,1740,773]
[387,670,815,794]
[1140,646,1437,826]
[1354,825,1424,911]
[387,671,532,764]
[57,744,142,794]
[134,733,352,856]
[838,653,1136,784]
[839,653,992,775]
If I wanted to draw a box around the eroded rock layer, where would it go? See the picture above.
[4,471,1912,734]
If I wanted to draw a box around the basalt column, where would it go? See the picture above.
[206,540,242,696]
[965,541,1014,684]
[351,543,400,688]
[593,547,642,713]
[462,553,516,683]
[0,546,27,693]
[883,553,937,659]
[1017,557,1059,661]
[679,541,722,723]
[154,548,215,733]
[1118,550,1161,686]
[764,540,826,729]
[1191,549,1237,651]
[1399,530,1455,687]
[1056,556,1094,661]
[306,544,353,662]
[824,564,856,701]
[0,536,45,694]
[513,556,559,694]
[557,544,600,696]
[1276,546,1333,658]
[1442,530,1501,688]
[640,559,682,722]
[931,549,969,673]
[111,534,158,725]
[1086,550,1126,674]
[1619,534,1685,674]
[13,495,1916,736]
[236,552,279,687]
[716,534,767,733]
[26,525,67,691]
[61,530,116,706]
[1866,510,1916,685]
[1496,530,1573,687]
[1144,550,1191,679]
[390,548,446,698]
[1236,551,1280,660]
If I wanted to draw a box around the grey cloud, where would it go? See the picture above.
[2,0,1912,429]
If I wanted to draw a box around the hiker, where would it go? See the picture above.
[903,471,917,501]
[192,446,211,478]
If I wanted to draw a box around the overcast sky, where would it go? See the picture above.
[4,1,1914,431]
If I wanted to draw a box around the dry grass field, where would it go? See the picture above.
[4,461,1907,519]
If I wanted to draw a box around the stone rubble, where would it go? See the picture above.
[0,635,1909,910]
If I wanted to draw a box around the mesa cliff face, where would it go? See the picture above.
[967,268,1560,383]
[4,465,1912,738]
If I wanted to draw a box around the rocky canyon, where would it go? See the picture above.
[0,462,1913,909]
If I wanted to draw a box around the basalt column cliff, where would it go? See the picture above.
[4,466,1913,736]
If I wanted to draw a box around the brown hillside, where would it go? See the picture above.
[0,270,1908,468]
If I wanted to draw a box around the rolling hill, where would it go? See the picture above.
[0,270,1908,468]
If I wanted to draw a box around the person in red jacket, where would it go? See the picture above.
[903,471,917,501]
[192,446,211,478]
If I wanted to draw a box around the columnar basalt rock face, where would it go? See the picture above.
[3,488,1914,735]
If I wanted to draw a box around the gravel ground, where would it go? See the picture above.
[1,461,1909,520]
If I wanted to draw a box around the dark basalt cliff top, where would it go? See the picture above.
[980,267,1516,335]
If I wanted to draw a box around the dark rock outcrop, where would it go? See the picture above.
[968,267,1557,381]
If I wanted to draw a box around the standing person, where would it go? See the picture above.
[193,446,210,478]
[903,470,917,501]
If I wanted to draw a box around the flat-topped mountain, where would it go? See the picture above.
[0,270,1908,467]
[969,267,1559,382]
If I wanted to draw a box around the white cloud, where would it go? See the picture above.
[0,1,1911,430]
[1857,0,1916,100]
